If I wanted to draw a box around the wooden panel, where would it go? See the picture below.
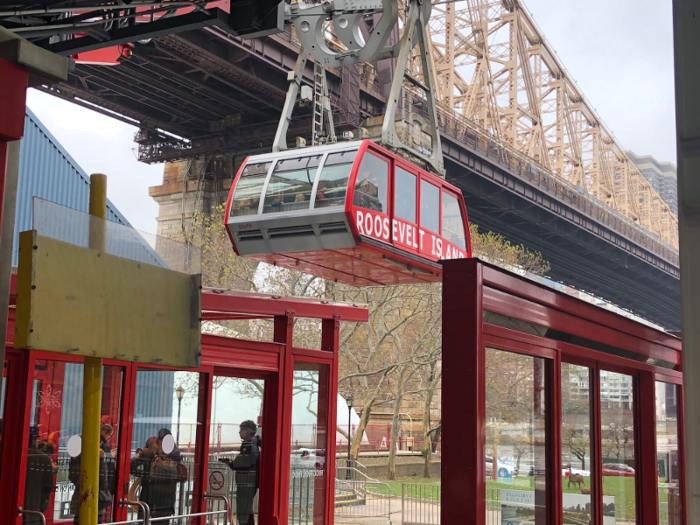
[15,231,201,367]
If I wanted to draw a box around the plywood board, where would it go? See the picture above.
[15,230,201,367]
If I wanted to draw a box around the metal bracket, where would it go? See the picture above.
[381,0,445,175]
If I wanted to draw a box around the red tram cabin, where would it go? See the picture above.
[225,140,471,285]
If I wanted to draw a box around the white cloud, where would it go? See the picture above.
[26,89,163,233]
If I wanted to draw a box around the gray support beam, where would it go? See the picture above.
[0,140,20,369]
[673,1,700,522]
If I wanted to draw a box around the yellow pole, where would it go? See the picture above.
[80,174,107,525]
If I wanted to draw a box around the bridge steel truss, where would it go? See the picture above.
[29,4,681,329]
[427,0,678,248]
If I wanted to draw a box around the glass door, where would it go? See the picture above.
[484,347,549,525]
[561,362,594,525]
[288,361,331,525]
[0,360,7,479]
[208,374,266,525]
[22,358,125,524]
[600,370,637,525]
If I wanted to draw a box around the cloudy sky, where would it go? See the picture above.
[25,0,677,233]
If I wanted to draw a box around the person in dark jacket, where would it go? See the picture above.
[99,424,116,521]
[23,427,55,525]
[69,442,111,524]
[130,436,178,523]
[221,420,260,525]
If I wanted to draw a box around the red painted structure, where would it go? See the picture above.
[226,140,471,286]
[0,274,367,525]
[442,259,685,525]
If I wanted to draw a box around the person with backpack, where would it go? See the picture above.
[220,420,260,525]
[130,436,178,523]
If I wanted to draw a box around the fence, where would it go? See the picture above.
[400,485,502,525]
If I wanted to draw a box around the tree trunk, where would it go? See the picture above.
[350,374,388,461]
[388,394,402,481]
[423,384,435,478]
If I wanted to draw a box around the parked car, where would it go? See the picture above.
[485,457,515,478]
[290,448,326,471]
[602,463,635,477]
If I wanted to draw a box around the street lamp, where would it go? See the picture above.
[346,394,354,480]
[175,385,185,446]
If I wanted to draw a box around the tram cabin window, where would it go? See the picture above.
[230,162,271,217]
[263,155,321,214]
[442,192,466,249]
[420,180,440,233]
[394,167,417,223]
[353,153,389,213]
[314,150,358,208]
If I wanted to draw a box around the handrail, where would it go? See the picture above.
[17,507,46,525]
[119,498,151,525]
[203,493,231,525]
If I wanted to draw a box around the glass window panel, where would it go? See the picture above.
[562,363,592,525]
[420,180,440,234]
[442,192,466,249]
[656,382,681,525]
[601,371,636,524]
[230,162,271,217]
[288,362,330,525]
[394,167,417,223]
[314,150,357,209]
[353,153,389,213]
[129,370,200,522]
[23,360,124,524]
[263,156,322,214]
[485,348,547,525]
[208,376,265,525]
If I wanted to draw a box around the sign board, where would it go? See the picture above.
[501,490,615,525]
[15,231,201,368]
[208,466,229,495]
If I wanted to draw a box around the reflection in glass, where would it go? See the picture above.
[442,192,466,249]
[263,156,321,214]
[485,348,547,525]
[209,376,265,525]
[314,150,357,209]
[230,162,271,217]
[656,382,681,525]
[600,371,636,525]
[129,370,200,523]
[394,167,416,223]
[289,362,330,525]
[420,181,440,234]
[562,363,593,524]
[23,361,123,524]
[353,154,389,213]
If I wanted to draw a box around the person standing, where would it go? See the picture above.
[23,427,55,525]
[221,420,260,525]
[130,436,178,524]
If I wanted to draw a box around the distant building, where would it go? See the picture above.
[627,150,678,214]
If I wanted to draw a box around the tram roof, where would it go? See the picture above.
[243,140,368,163]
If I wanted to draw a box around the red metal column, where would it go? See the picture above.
[194,368,214,525]
[590,365,604,525]
[322,316,340,525]
[637,370,660,524]
[549,355,563,525]
[0,59,29,373]
[441,259,484,525]
[275,312,295,525]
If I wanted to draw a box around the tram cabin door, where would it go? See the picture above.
[208,370,269,525]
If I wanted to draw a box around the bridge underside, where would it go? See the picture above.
[39,29,681,330]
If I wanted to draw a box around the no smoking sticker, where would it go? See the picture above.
[209,470,226,492]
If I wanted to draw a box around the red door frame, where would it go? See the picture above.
[1,280,365,525]
[442,259,684,525]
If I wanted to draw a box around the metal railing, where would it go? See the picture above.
[115,494,229,525]
[401,484,440,525]
[334,479,393,523]
[17,507,47,525]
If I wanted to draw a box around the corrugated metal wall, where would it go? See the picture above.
[13,108,129,265]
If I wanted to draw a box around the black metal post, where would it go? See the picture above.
[176,396,183,446]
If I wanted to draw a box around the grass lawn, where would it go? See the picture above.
[364,474,640,521]
[370,476,441,499]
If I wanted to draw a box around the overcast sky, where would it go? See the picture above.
[25,0,677,232]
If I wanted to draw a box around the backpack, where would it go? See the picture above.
[148,453,178,485]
